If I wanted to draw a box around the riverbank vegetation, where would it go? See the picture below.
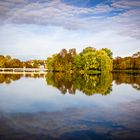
[113,51,140,72]
[0,55,45,68]
[46,47,113,73]
[0,47,140,73]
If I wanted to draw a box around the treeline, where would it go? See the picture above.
[0,48,140,72]
[0,55,45,68]
[113,51,140,71]
[47,47,140,73]
[46,47,113,73]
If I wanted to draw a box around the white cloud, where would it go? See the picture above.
[0,24,139,59]
[112,0,140,9]
[0,0,139,38]
[0,0,139,59]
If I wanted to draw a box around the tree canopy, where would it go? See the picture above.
[113,51,140,71]
[46,47,113,73]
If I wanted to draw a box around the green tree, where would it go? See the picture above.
[97,50,113,72]
[101,48,113,59]
[74,47,112,73]
[46,47,113,73]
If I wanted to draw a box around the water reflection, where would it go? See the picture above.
[0,72,140,140]
[113,73,140,91]
[1,103,140,140]
[0,73,44,84]
[0,74,22,84]
[46,72,113,96]
[0,72,140,94]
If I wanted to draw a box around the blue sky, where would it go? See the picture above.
[0,0,140,60]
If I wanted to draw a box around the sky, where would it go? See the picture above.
[0,0,140,60]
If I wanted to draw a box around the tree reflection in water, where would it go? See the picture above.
[0,74,22,84]
[0,73,45,84]
[0,72,140,94]
[46,72,113,96]
[113,73,140,91]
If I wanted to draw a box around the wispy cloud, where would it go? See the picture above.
[0,0,139,38]
[0,0,139,58]
[111,0,140,9]
[0,24,139,59]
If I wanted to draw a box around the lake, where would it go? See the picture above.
[0,72,140,140]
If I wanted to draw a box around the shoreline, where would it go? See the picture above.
[0,69,140,75]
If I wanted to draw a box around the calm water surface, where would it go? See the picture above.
[0,72,140,140]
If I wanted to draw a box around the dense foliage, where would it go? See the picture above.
[47,48,77,72]
[0,55,45,68]
[0,49,140,73]
[46,47,113,73]
[0,55,23,68]
[113,51,140,71]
